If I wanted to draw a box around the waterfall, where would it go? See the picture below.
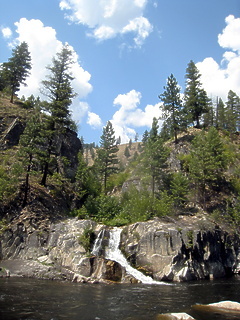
[105,227,166,285]
[92,229,105,256]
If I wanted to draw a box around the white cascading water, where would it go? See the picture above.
[105,227,166,285]
[92,229,105,256]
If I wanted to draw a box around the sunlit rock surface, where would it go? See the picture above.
[0,217,239,283]
[156,312,195,320]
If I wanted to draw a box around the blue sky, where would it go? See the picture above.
[1,0,240,143]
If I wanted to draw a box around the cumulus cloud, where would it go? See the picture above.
[197,15,240,101]
[122,16,153,47]
[9,18,92,125]
[1,27,12,38]
[87,112,103,129]
[59,0,152,47]
[111,89,162,143]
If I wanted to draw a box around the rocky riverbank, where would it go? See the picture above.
[0,214,240,283]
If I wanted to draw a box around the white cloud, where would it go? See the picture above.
[218,15,240,52]
[87,112,103,129]
[59,0,152,47]
[9,18,92,125]
[122,16,153,47]
[1,27,12,38]
[111,89,162,143]
[197,15,240,101]
[92,25,116,40]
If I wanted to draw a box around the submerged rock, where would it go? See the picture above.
[192,300,240,314]
[156,313,195,320]
[208,300,240,311]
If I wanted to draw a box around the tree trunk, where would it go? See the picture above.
[174,128,178,144]
[22,156,32,208]
[196,116,200,128]
[41,162,49,186]
[22,172,29,208]
[10,90,14,103]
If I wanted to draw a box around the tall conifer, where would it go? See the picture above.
[184,60,209,128]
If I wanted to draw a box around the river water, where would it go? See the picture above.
[0,277,239,320]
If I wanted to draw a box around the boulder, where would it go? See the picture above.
[192,300,240,314]
[156,313,195,320]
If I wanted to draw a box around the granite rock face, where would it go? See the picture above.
[0,218,123,283]
[121,217,240,282]
[0,217,239,283]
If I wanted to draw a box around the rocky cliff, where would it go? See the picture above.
[0,215,239,283]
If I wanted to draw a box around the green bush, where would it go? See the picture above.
[154,191,174,217]
[78,227,95,253]
[78,194,121,223]
[107,171,130,192]
[0,166,18,201]
[119,187,153,223]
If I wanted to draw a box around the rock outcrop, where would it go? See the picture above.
[121,217,240,282]
[0,216,239,283]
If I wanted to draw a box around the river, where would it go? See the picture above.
[0,276,239,320]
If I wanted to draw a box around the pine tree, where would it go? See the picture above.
[40,44,76,186]
[216,97,226,130]
[225,90,240,134]
[124,146,131,158]
[159,74,182,143]
[2,42,31,103]
[96,121,119,194]
[18,110,46,206]
[142,130,149,144]
[149,117,159,141]
[170,172,189,209]
[143,118,168,196]
[184,60,209,128]
[188,127,226,208]
[159,119,171,141]
[75,152,101,202]
[203,99,215,128]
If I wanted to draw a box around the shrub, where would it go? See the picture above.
[78,227,95,253]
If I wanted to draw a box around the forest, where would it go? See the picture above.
[0,41,240,230]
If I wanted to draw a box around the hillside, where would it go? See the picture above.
[0,94,240,234]
[84,141,142,167]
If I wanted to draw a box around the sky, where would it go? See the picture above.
[0,0,240,144]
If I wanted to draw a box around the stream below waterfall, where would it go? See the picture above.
[0,277,240,320]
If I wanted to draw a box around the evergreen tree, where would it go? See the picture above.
[170,172,189,209]
[203,99,215,128]
[143,118,168,196]
[75,152,101,202]
[159,74,182,143]
[41,44,76,131]
[40,44,76,186]
[184,60,209,128]
[225,90,240,133]
[142,130,149,144]
[216,97,226,130]
[124,146,131,158]
[134,133,139,142]
[149,117,159,141]
[116,136,121,145]
[159,119,171,141]
[188,127,226,208]
[18,110,46,206]
[128,138,133,149]
[96,121,119,193]
[2,42,31,103]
